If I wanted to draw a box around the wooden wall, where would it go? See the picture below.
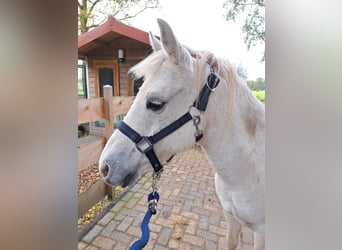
[85,36,151,98]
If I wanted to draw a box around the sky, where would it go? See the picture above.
[130,0,265,80]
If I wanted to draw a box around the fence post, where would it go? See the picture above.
[103,85,115,199]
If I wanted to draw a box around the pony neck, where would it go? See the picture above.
[199,76,265,187]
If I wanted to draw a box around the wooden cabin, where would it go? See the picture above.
[78,16,153,136]
[78,16,152,99]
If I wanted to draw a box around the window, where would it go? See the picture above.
[98,67,114,97]
[134,77,144,96]
[78,64,87,99]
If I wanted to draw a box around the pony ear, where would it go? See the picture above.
[149,31,162,52]
[157,18,182,63]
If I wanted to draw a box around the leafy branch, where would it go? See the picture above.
[223,0,265,59]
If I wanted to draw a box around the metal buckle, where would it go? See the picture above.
[148,199,158,214]
[192,115,203,142]
[206,73,220,91]
[136,137,153,153]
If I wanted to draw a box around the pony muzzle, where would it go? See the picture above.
[99,160,137,187]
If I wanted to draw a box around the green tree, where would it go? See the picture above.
[223,0,265,59]
[247,77,265,91]
[78,0,160,34]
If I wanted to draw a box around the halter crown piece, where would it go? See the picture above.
[120,64,220,250]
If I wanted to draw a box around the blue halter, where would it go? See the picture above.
[116,65,220,174]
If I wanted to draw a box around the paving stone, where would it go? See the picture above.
[168,238,181,249]
[131,183,142,192]
[206,240,218,250]
[149,223,162,233]
[142,181,151,189]
[125,197,139,209]
[78,148,254,250]
[168,213,185,222]
[181,211,199,220]
[116,216,134,232]
[78,241,87,250]
[191,206,211,217]
[113,242,128,250]
[209,213,221,226]
[143,239,156,250]
[137,195,147,205]
[171,204,182,214]
[121,191,134,202]
[209,224,227,236]
[157,227,173,245]
[131,212,145,226]
[132,204,147,213]
[82,225,103,243]
[155,217,175,228]
[92,236,116,249]
[111,231,133,245]
[171,187,181,196]
[218,236,228,250]
[98,212,115,226]
[111,200,125,213]
[184,219,197,234]
[240,227,254,245]
[126,225,141,238]
[101,220,119,238]
[120,207,139,217]
[84,245,99,250]
[153,244,170,250]
[113,212,125,222]
[220,219,228,228]
[182,200,193,212]
[197,228,218,242]
[150,231,158,241]
[198,215,209,230]
[239,243,254,250]
[182,234,205,247]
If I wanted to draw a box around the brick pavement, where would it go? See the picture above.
[78,147,254,250]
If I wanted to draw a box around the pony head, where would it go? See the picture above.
[98,19,206,187]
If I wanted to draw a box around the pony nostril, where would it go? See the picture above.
[100,163,109,178]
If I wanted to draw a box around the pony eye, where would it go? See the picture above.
[146,99,166,112]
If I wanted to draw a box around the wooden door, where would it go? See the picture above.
[93,60,119,97]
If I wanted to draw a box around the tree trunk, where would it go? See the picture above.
[79,0,89,34]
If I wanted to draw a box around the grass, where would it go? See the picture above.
[252,90,265,102]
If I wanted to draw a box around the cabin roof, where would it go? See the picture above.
[78,16,150,58]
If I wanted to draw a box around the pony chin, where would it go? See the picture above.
[120,172,138,188]
[122,163,150,187]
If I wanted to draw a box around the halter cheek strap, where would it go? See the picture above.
[116,65,220,174]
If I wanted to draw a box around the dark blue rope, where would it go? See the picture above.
[129,192,159,250]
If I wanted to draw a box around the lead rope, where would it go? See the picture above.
[128,171,162,250]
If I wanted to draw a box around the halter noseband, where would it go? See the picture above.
[116,65,220,174]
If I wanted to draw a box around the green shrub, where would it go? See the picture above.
[252,90,265,102]
[78,83,84,96]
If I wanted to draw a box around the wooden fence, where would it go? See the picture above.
[78,85,134,218]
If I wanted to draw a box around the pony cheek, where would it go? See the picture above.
[156,126,197,158]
